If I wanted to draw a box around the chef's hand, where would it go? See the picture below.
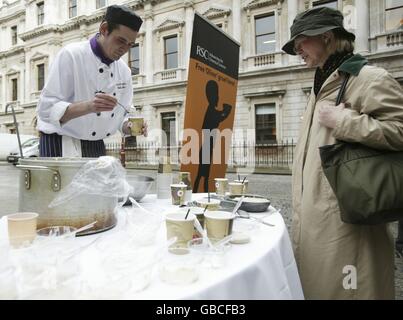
[141,121,148,137]
[318,103,345,129]
[123,120,148,137]
[89,93,117,113]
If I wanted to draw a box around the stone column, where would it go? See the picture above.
[184,1,194,70]
[232,0,242,69]
[287,0,299,64]
[245,9,251,58]
[144,7,154,84]
[24,2,34,30]
[354,0,369,53]
[1,74,5,111]
[1,26,6,51]
[44,0,55,24]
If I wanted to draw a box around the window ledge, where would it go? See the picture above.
[132,74,145,85]
[154,68,185,82]
[243,52,282,69]
[373,30,403,50]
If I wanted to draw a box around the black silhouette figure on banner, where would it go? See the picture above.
[193,80,232,193]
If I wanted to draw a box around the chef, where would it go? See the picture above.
[37,5,146,157]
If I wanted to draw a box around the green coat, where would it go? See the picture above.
[292,54,403,299]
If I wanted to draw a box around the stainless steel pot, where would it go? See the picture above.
[17,157,117,236]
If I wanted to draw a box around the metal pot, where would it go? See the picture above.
[17,157,117,236]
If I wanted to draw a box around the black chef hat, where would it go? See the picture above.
[105,5,143,32]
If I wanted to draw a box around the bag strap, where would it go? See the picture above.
[336,73,351,106]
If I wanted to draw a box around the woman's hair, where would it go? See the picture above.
[325,30,355,54]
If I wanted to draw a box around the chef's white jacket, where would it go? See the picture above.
[37,40,132,141]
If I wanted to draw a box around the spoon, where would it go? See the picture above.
[214,234,233,248]
[237,210,275,227]
[129,197,151,214]
[66,221,98,237]
[193,217,214,249]
[231,196,245,216]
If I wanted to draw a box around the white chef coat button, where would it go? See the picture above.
[92,132,96,136]
[107,133,111,137]
[97,112,101,116]
[99,68,104,73]
[111,113,114,118]
[113,93,116,96]
[111,73,114,78]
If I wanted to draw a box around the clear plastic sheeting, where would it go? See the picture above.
[8,236,87,299]
[0,200,166,299]
[48,156,133,208]
[125,199,164,246]
[0,244,18,300]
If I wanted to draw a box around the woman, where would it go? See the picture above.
[282,7,403,299]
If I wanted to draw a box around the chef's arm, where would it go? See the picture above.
[60,93,117,124]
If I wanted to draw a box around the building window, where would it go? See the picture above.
[255,104,276,144]
[164,35,178,70]
[11,26,17,46]
[312,0,338,9]
[161,112,176,146]
[69,0,77,18]
[96,0,106,9]
[255,14,276,54]
[129,44,140,75]
[37,64,45,91]
[37,2,44,25]
[386,0,403,31]
[11,79,18,101]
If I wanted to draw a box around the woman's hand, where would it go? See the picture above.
[318,103,345,129]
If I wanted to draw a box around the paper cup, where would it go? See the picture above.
[214,178,228,196]
[7,212,38,248]
[195,198,220,211]
[165,212,196,253]
[204,211,235,240]
[234,180,249,194]
[179,207,206,237]
[128,117,144,136]
[170,184,187,205]
[229,182,244,195]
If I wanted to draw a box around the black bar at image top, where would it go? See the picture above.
[190,12,240,80]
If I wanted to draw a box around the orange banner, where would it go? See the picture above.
[180,13,240,193]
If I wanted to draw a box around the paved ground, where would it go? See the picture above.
[1,162,402,299]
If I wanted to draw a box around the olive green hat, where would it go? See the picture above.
[282,7,355,55]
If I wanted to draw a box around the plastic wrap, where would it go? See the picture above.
[48,156,133,208]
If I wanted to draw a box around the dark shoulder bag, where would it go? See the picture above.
[319,74,403,225]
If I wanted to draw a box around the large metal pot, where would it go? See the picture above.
[17,157,117,236]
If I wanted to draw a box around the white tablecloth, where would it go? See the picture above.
[0,194,304,300]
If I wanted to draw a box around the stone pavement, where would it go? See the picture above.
[0,162,402,299]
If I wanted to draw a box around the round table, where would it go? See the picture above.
[0,193,304,300]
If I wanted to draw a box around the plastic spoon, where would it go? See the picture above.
[232,196,245,216]
[129,197,151,214]
[65,221,98,237]
[237,210,275,227]
[193,217,214,249]
[214,234,233,248]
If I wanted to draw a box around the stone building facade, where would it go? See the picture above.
[0,0,402,145]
